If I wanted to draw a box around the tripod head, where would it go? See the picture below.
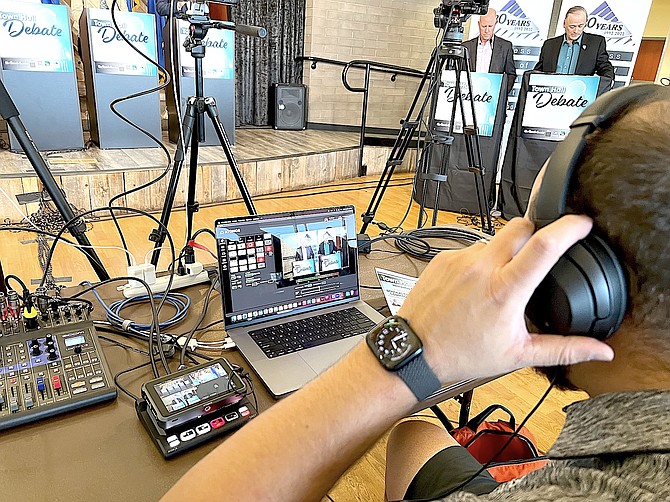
[176,0,266,55]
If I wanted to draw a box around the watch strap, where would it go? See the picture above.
[397,354,441,401]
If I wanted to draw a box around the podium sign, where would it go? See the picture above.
[521,73,599,141]
[165,19,235,145]
[0,0,83,151]
[79,8,161,149]
[434,71,503,138]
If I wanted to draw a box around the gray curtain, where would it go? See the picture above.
[233,0,306,126]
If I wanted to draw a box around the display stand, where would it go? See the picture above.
[498,71,611,219]
[79,8,162,149]
[0,1,83,152]
[163,18,235,145]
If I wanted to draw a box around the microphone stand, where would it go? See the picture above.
[0,79,110,282]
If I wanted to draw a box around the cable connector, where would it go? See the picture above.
[126,265,145,289]
[176,336,199,351]
[373,220,391,232]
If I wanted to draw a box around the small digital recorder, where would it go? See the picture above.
[141,358,246,431]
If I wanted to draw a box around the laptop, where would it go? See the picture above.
[215,205,385,398]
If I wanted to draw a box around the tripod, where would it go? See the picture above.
[149,4,265,267]
[0,79,110,282]
[360,3,493,236]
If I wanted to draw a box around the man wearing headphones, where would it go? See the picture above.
[163,85,670,501]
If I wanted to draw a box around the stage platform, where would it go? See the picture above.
[0,127,415,224]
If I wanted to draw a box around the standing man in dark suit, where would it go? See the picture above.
[463,8,517,94]
[318,230,339,256]
[295,234,315,261]
[534,5,614,80]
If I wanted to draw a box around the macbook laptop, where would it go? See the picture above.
[215,205,385,398]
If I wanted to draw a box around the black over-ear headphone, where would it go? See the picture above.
[525,83,660,340]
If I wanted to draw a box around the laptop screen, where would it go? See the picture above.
[215,205,361,329]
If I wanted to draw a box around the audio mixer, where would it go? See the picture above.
[0,294,117,430]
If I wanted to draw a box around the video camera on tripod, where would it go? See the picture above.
[433,0,489,46]
[358,0,494,237]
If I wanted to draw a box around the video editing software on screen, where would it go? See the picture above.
[215,207,360,327]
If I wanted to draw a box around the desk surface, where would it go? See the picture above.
[1,238,481,501]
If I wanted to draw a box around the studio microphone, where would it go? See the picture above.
[236,23,267,38]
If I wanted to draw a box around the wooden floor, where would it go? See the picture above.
[0,127,360,176]
[0,173,586,502]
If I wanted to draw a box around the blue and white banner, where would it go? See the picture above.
[87,8,157,77]
[177,19,234,80]
[0,1,74,73]
[467,0,553,111]
[434,71,503,137]
[521,73,599,141]
[556,0,653,88]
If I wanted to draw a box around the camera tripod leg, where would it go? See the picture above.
[203,98,256,216]
[149,97,199,267]
[359,48,441,235]
[459,62,494,235]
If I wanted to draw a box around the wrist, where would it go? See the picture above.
[396,306,450,383]
[348,343,418,408]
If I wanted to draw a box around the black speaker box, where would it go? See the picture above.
[271,84,307,130]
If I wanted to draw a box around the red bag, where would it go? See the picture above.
[450,404,549,482]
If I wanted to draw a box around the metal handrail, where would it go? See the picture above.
[298,56,425,175]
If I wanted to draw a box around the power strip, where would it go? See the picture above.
[121,270,210,298]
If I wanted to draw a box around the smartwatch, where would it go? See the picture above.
[366,315,441,401]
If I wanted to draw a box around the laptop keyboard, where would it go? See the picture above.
[249,308,377,359]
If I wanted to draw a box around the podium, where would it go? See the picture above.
[79,8,162,149]
[0,1,83,152]
[415,72,508,214]
[163,18,235,145]
[498,71,612,219]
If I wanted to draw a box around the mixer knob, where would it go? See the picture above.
[31,343,42,356]
[45,334,54,344]
[47,348,58,361]
[74,345,82,354]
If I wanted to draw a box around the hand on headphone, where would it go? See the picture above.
[397,215,614,385]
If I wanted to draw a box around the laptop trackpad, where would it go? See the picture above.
[251,354,317,397]
[301,337,362,375]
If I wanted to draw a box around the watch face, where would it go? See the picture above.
[367,317,422,371]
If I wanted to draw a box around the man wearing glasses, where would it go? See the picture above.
[534,6,614,80]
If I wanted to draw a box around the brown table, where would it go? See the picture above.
[1,238,485,501]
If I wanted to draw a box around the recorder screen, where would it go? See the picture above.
[153,363,230,413]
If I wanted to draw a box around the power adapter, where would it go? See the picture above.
[357,234,371,254]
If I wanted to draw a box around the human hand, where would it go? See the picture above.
[398,216,614,384]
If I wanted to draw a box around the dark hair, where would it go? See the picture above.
[568,86,670,330]
[565,6,588,19]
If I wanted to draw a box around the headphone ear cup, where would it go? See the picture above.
[525,234,627,340]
